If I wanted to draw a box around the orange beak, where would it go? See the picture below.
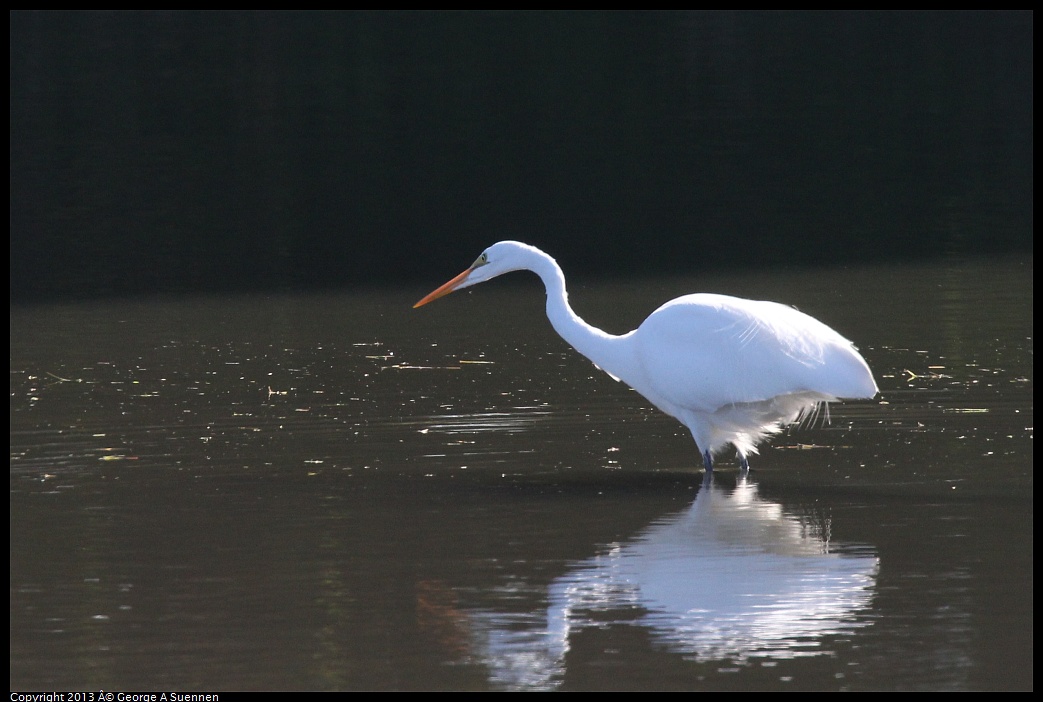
[413,267,474,308]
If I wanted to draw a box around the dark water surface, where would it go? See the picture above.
[10,256,1032,690]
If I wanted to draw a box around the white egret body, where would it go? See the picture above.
[414,241,877,473]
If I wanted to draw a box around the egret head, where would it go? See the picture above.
[413,241,532,308]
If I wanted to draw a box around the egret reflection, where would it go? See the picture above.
[444,477,879,690]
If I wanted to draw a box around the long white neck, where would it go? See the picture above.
[520,247,634,381]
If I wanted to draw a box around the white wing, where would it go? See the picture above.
[628,294,876,416]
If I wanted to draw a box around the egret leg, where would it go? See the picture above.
[738,452,750,474]
[700,450,715,487]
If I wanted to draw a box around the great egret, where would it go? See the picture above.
[414,241,877,473]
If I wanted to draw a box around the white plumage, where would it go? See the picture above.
[415,241,877,473]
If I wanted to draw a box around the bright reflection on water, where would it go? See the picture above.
[9,256,1032,691]
[466,478,879,690]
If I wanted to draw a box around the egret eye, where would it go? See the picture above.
[473,252,489,267]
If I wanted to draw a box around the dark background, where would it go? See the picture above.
[10,11,1033,304]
